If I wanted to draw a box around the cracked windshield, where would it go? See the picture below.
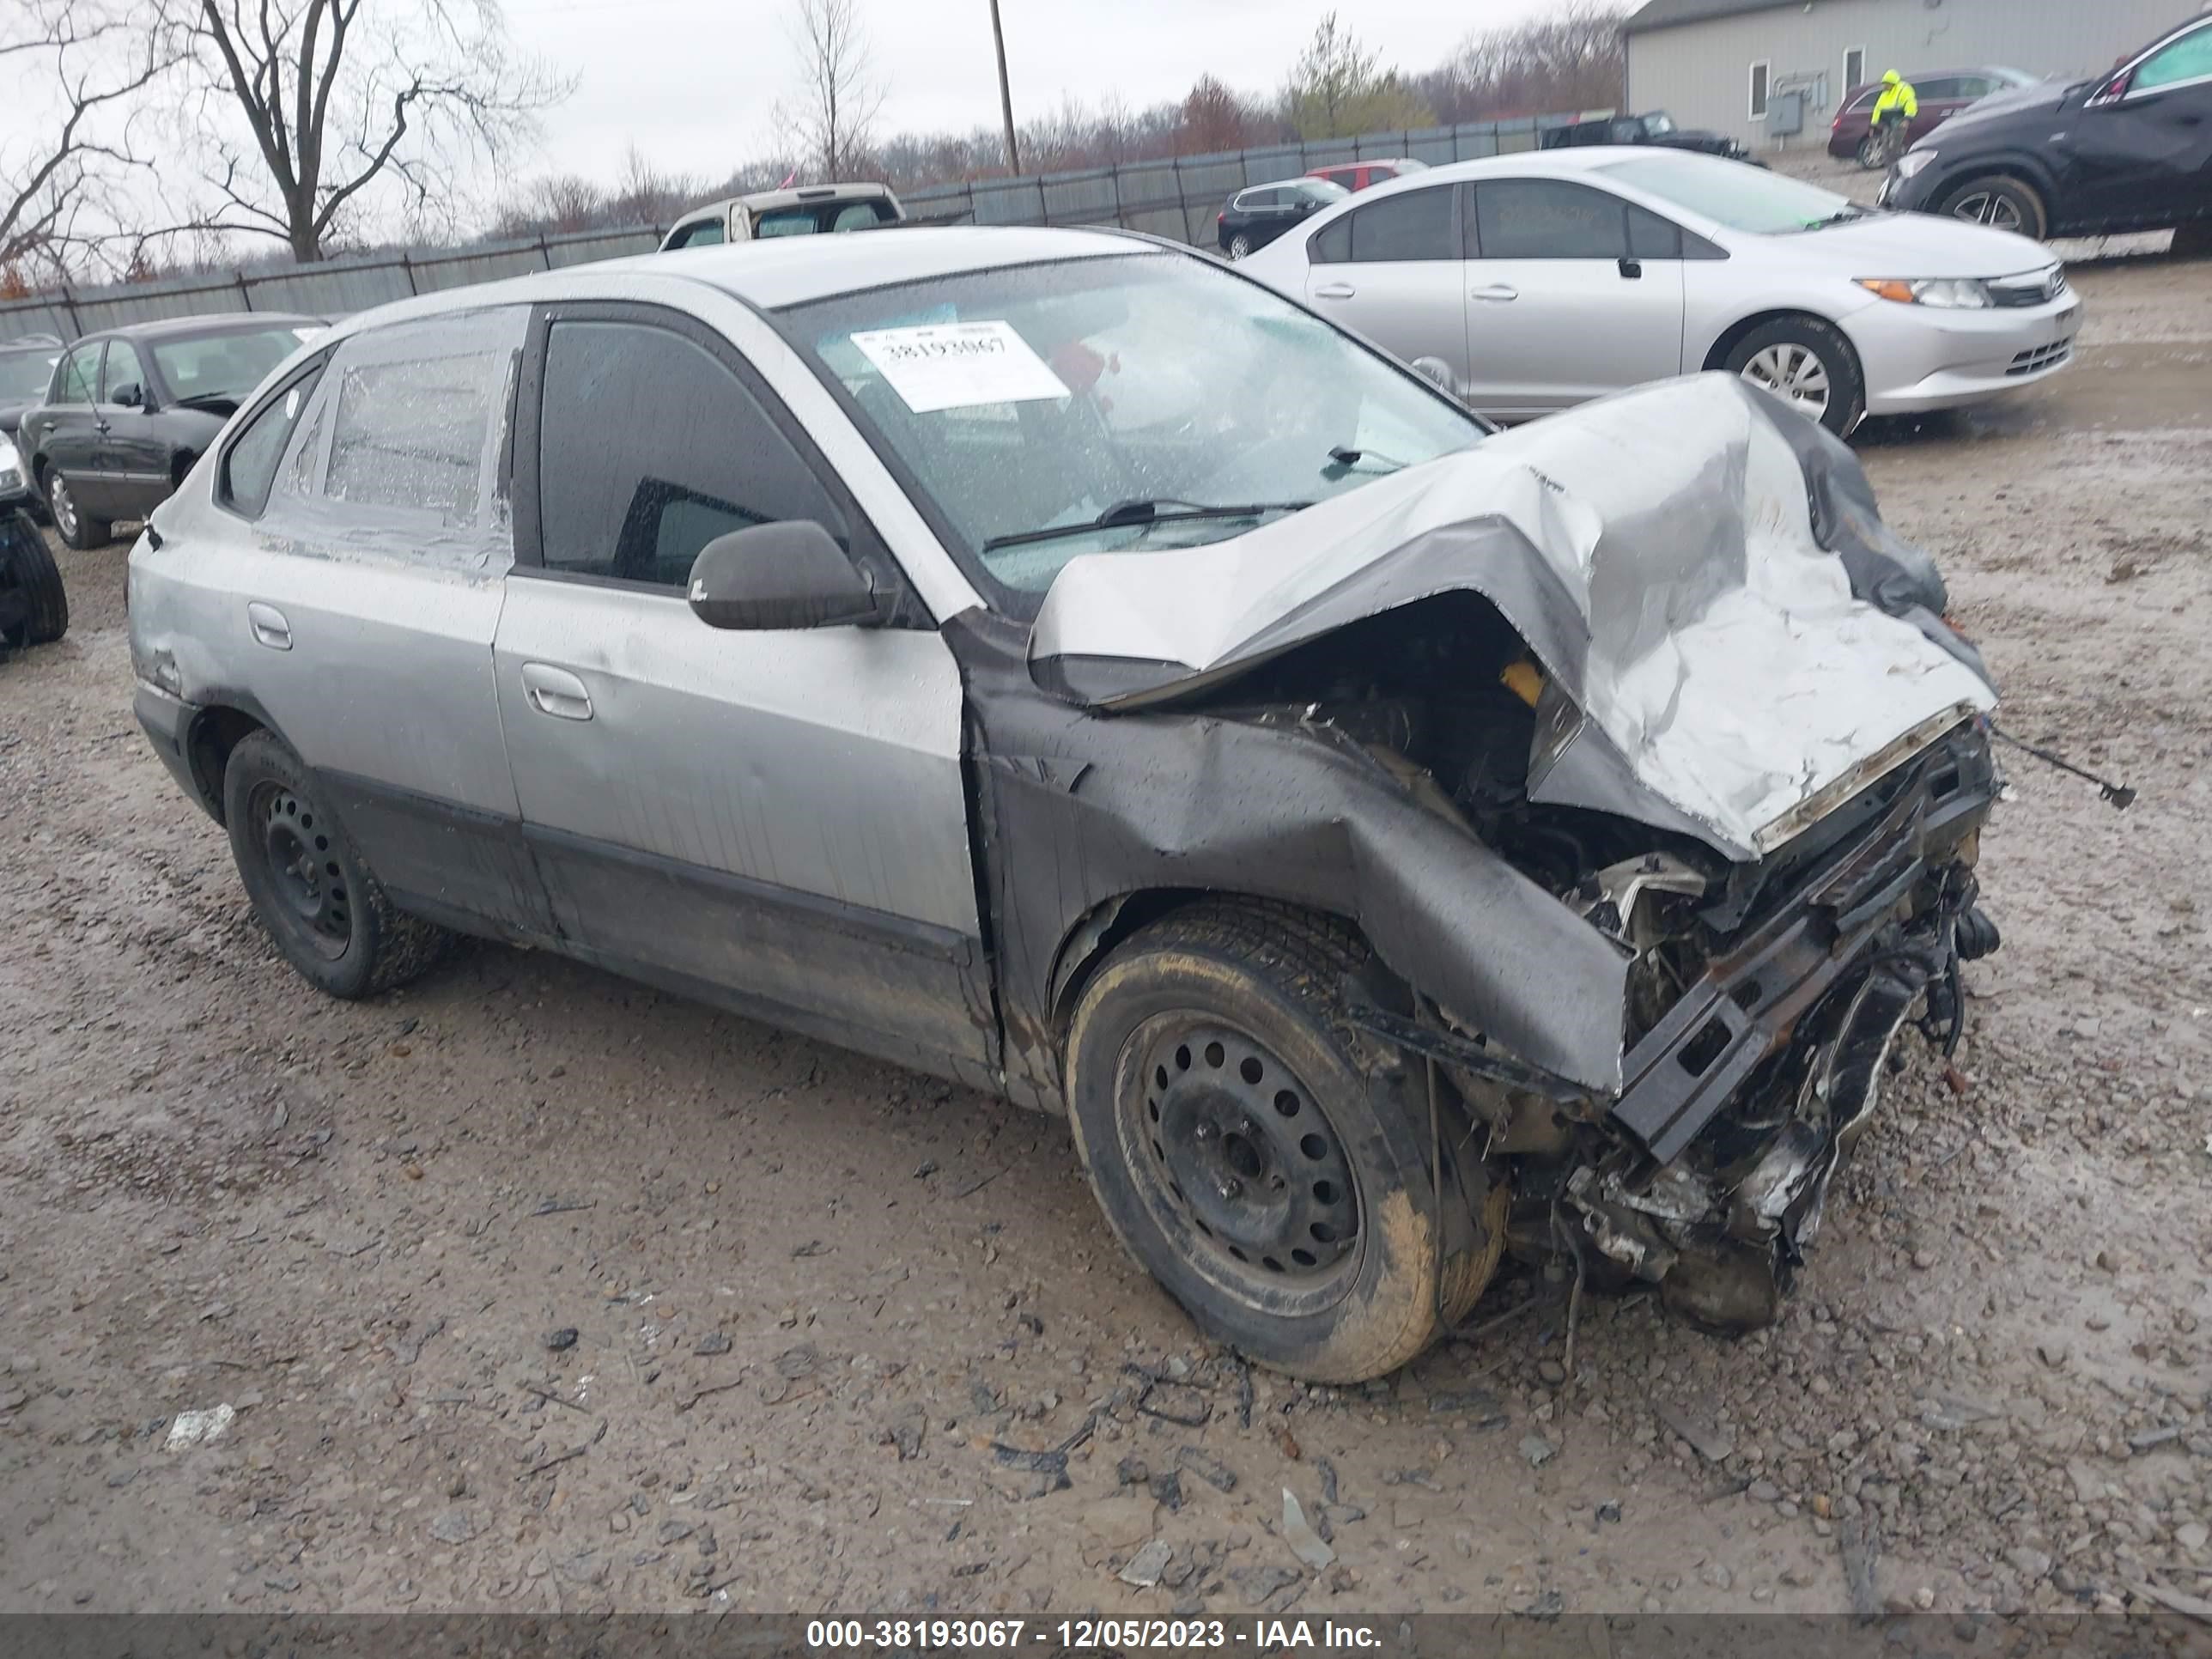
[786,252,1485,606]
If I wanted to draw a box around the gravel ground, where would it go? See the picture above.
[2,249,2209,1622]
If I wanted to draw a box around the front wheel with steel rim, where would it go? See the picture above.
[1065,902,1456,1382]
[1725,315,1867,437]
[222,730,449,1000]
[45,471,111,551]
[1937,174,2047,240]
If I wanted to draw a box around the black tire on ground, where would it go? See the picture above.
[0,512,67,646]
[43,471,111,551]
[1724,314,1869,438]
[1066,901,1489,1383]
[1936,173,2048,240]
[221,730,449,1000]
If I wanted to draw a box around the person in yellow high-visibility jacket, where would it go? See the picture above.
[1869,70,1919,167]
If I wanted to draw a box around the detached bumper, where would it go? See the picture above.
[134,680,211,818]
[1850,290,2083,415]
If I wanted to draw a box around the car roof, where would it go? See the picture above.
[69,312,321,346]
[671,183,899,226]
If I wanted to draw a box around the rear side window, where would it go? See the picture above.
[534,319,845,589]
[323,325,518,525]
[53,346,98,404]
[221,365,326,518]
[1346,186,1455,263]
[1474,180,1630,260]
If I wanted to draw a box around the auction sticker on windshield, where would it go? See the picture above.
[850,320,1069,413]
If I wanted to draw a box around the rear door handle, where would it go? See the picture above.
[521,661,593,721]
[246,601,291,651]
[1472,284,1520,302]
[1312,282,1357,300]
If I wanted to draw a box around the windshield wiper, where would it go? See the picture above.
[981,498,1311,552]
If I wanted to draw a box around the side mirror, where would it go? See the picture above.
[111,382,144,409]
[687,520,880,631]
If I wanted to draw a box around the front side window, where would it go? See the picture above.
[1474,179,1630,259]
[781,252,1486,614]
[1346,186,1455,262]
[102,340,147,403]
[149,326,317,410]
[535,319,844,588]
[2136,23,2212,91]
[53,346,98,405]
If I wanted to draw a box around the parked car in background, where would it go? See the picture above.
[1881,12,2212,248]
[1218,176,1348,258]
[125,226,2002,1382]
[1830,68,2042,169]
[0,337,64,440]
[19,313,324,549]
[1241,148,2080,435]
[1541,111,1750,161]
[659,184,904,250]
[1307,158,1428,193]
[0,431,67,659]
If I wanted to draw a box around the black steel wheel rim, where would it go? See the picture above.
[252,781,352,960]
[1119,1015,1362,1309]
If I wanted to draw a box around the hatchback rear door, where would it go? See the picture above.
[492,299,992,1079]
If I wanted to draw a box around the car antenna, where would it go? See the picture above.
[1986,720,2136,810]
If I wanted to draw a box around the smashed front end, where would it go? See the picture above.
[962,374,2003,1330]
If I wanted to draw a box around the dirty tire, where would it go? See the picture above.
[222,730,449,1000]
[1065,902,1444,1383]
[1437,1178,1512,1328]
[1725,315,1867,438]
[45,471,112,551]
[0,514,67,645]
[1937,173,2047,240]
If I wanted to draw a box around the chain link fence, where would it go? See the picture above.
[0,111,1601,342]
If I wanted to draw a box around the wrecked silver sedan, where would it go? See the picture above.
[127,228,2002,1382]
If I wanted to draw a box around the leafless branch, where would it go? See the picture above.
[778,0,885,183]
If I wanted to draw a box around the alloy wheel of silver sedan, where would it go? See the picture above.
[1740,343,1832,419]
[48,475,78,540]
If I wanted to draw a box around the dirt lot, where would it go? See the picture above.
[3,249,2209,1623]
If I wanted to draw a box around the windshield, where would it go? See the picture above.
[0,352,58,399]
[781,252,1484,612]
[1598,153,1861,232]
[149,326,318,405]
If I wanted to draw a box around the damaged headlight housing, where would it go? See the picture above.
[1856,276,1996,309]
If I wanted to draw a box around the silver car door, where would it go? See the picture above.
[1303,184,1473,397]
[173,307,551,937]
[1462,178,1687,416]
[494,301,991,1080]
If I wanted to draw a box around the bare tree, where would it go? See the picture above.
[174,0,568,263]
[780,0,884,181]
[1181,75,1255,155]
[1284,11,1430,141]
[1,0,179,276]
[1425,2,1628,123]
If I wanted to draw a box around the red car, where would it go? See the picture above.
[1305,158,1428,192]
[1828,67,2041,167]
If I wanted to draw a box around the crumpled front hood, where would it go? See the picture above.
[1029,374,1996,862]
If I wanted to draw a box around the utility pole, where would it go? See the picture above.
[988,0,1021,175]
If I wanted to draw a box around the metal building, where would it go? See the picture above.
[1623,0,2202,153]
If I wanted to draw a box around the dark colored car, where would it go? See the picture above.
[0,337,64,441]
[1882,12,2212,244]
[0,432,67,659]
[20,313,323,550]
[1828,68,2041,168]
[1306,158,1430,193]
[1218,176,1348,258]
[1542,111,1748,161]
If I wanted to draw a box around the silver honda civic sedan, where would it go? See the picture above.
[129,228,2004,1382]
[1239,148,2081,434]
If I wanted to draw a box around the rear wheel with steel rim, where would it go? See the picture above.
[1854,134,1884,170]
[45,471,110,551]
[222,730,449,1000]
[1066,902,1483,1382]
[1938,174,2047,240]
[1726,314,1868,437]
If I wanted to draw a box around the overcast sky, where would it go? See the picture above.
[512,0,1580,183]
